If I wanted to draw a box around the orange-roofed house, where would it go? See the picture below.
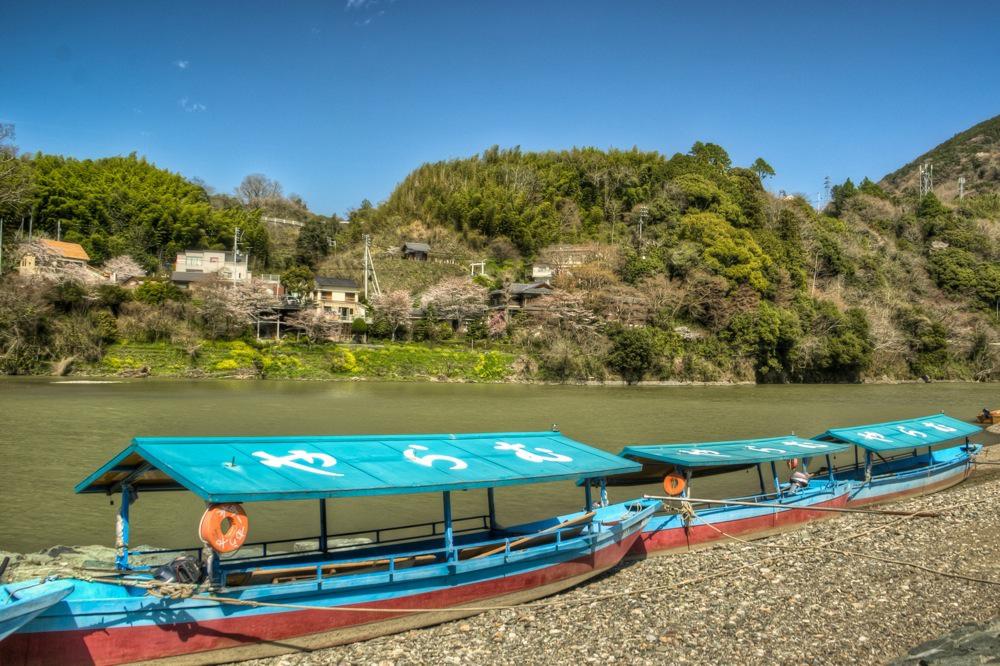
[18,239,103,281]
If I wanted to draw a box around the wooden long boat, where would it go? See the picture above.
[608,436,853,557]
[813,413,982,507]
[0,431,657,666]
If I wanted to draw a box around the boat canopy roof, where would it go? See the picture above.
[619,436,849,469]
[75,431,641,503]
[815,413,980,452]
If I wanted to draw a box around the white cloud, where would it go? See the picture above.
[345,0,369,8]
[178,97,207,113]
[174,60,190,70]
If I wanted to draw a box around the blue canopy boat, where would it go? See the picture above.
[0,431,657,666]
[611,436,852,557]
[814,413,982,506]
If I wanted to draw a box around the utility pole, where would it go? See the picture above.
[958,176,966,200]
[362,234,381,300]
[0,218,4,277]
[636,205,648,258]
[232,226,242,286]
[28,212,32,240]
[57,220,61,241]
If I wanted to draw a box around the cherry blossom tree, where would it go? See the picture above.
[419,277,487,322]
[286,308,339,342]
[103,255,145,282]
[371,290,412,341]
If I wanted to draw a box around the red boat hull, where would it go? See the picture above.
[631,494,849,557]
[2,533,638,666]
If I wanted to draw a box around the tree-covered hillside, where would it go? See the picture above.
[1,119,997,384]
[349,142,999,383]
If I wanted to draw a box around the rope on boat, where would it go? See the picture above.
[52,499,997,616]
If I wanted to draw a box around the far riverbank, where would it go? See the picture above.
[33,339,999,386]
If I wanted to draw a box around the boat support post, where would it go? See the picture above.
[443,491,455,563]
[864,450,873,482]
[756,463,766,494]
[825,454,835,486]
[319,499,328,552]
[487,487,497,532]
[770,461,782,498]
[584,479,593,511]
[599,478,608,507]
[115,485,136,570]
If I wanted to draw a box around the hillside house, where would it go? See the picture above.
[311,277,366,324]
[171,249,250,288]
[18,239,104,282]
[536,243,606,276]
[489,281,555,313]
[402,242,430,261]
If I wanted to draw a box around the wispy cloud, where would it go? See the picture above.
[178,97,207,113]
[174,59,190,70]
[345,0,370,8]
[356,10,384,25]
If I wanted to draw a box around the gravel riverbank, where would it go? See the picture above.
[240,449,1000,666]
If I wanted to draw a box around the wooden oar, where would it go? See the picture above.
[644,495,941,518]
[470,511,596,560]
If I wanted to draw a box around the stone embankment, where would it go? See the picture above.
[244,447,1000,665]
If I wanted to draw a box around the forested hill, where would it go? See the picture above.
[881,113,1000,199]
[1,128,997,383]
[350,142,998,383]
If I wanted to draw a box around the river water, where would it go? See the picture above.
[0,378,995,554]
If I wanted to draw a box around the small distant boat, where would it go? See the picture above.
[976,408,999,425]
[0,430,656,666]
[609,436,853,557]
[814,413,981,506]
[0,580,75,642]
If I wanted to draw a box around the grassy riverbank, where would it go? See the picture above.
[78,340,518,382]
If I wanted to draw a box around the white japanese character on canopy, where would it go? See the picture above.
[494,441,573,463]
[252,450,344,477]
[403,444,468,470]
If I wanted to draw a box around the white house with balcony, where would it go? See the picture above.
[171,250,250,288]
[311,277,365,325]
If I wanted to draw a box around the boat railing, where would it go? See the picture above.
[132,513,493,563]
[219,518,603,585]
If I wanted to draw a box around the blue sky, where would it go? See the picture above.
[3,0,1000,215]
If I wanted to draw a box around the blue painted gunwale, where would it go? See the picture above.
[9,500,658,634]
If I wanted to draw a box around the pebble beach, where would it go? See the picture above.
[240,447,1000,666]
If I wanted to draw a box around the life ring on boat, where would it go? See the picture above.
[787,458,799,470]
[199,503,249,553]
[663,473,686,497]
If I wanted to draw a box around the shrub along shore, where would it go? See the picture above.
[77,340,517,382]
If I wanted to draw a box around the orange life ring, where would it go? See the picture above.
[199,503,249,554]
[663,473,686,497]
[787,458,799,470]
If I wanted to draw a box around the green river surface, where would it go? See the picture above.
[1,378,995,554]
